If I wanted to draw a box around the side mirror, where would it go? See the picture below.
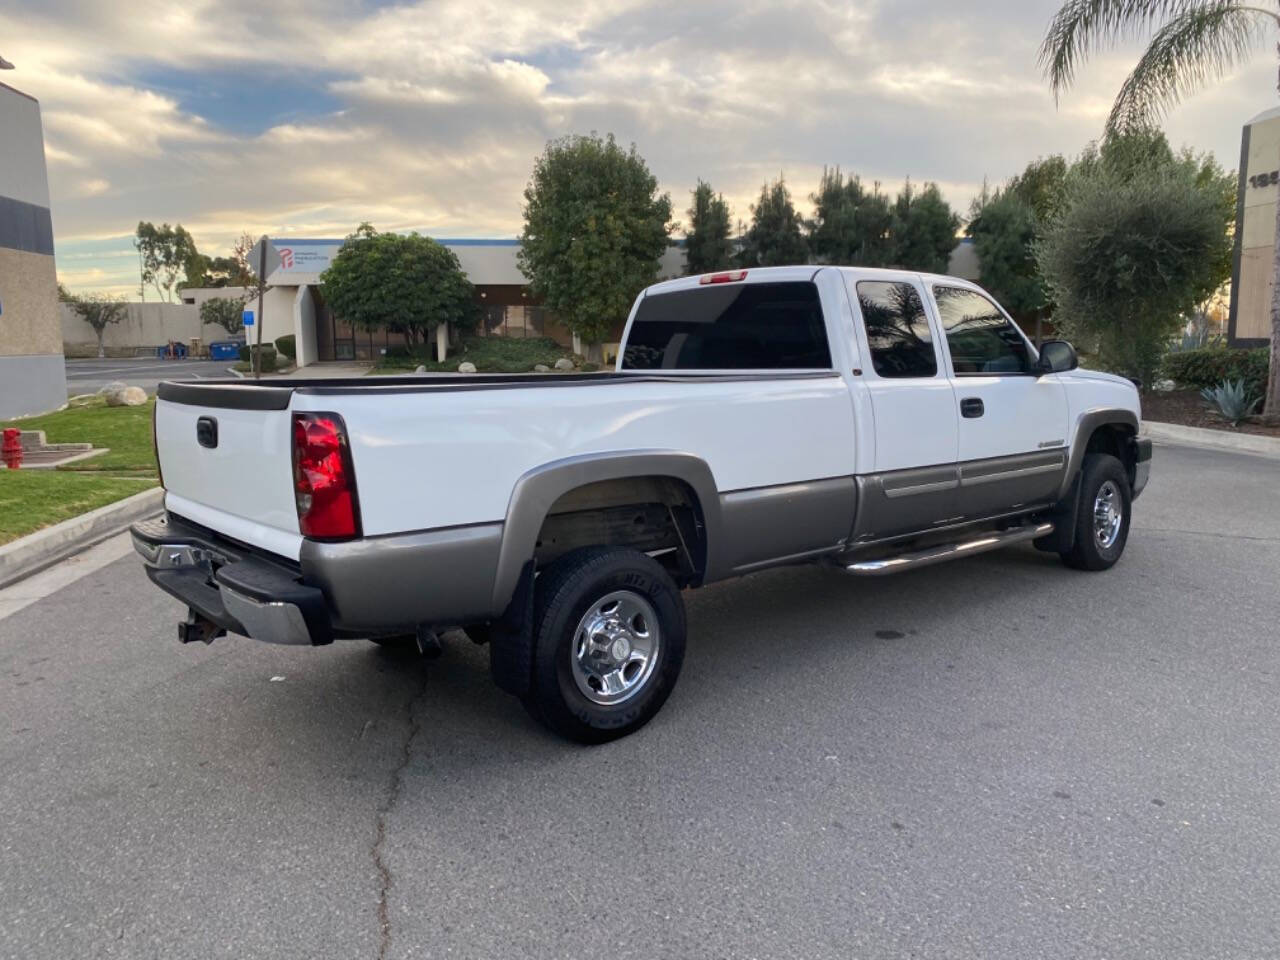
[1035,340,1078,375]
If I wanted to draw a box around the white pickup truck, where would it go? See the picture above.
[133,266,1151,742]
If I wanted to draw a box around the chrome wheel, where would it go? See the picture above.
[570,590,661,706]
[1093,479,1123,550]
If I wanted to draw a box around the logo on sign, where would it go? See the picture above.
[279,248,295,269]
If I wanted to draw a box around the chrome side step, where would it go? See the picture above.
[844,522,1054,576]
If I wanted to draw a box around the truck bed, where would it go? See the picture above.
[154,369,859,561]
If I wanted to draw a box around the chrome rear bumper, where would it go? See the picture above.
[131,516,332,646]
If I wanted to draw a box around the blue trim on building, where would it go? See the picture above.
[0,195,54,256]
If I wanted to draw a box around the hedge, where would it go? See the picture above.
[237,344,278,372]
[275,335,296,360]
[1162,346,1269,395]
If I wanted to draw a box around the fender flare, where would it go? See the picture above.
[1056,408,1139,502]
[489,449,723,614]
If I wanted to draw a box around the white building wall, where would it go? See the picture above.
[294,285,317,367]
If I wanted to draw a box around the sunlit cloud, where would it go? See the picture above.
[0,0,1267,295]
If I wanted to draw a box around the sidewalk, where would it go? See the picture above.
[1143,420,1280,460]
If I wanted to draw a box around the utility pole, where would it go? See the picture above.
[254,241,266,380]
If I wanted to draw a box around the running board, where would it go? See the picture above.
[844,522,1054,576]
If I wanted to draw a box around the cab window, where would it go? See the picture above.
[932,286,1031,375]
[621,282,831,370]
[856,280,937,378]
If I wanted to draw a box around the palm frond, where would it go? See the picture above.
[1107,2,1269,131]
[1039,0,1210,98]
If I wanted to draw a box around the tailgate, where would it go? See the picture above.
[154,382,303,560]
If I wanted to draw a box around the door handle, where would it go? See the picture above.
[960,397,984,419]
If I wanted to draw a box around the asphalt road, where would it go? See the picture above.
[65,358,237,397]
[2,443,1279,959]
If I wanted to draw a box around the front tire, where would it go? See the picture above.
[525,546,686,743]
[1061,452,1131,571]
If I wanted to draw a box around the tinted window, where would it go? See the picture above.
[622,282,831,370]
[856,281,937,378]
[932,286,1030,375]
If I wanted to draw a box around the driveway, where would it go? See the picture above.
[1,443,1278,959]
[65,358,237,397]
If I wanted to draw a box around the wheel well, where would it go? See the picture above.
[533,476,707,586]
[1085,423,1137,486]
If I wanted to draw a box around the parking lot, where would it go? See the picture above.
[65,358,236,397]
[2,441,1278,959]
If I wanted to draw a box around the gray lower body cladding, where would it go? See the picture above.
[851,451,1067,544]
[300,522,504,631]
[717,477,856,573]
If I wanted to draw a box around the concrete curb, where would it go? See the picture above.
[0,487,164,589]
[1143,420,1280,460]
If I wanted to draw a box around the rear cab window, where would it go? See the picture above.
[854,280,938,379]
[621,281,832,370]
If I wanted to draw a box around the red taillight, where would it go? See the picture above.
[699,270,747,285]
[291,412,360,540]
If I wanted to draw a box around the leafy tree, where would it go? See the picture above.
[1037,156,1233,388]
[890,180,961,273]
[738,176,808,267]
[969,190,1047,322]
[186,232,258,288]
[1006,155,1070,223]
[67,294,128,358]
[134,222,198,302]
[684,180,734,274]
[519,133,672,352]
[199,296,247,336]
[1039,0,1280,416]
[809,167,896,266]
[320,224,476,353]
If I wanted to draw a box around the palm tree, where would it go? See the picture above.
[1040,0,1280,419]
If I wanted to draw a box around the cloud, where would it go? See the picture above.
[0,0,1268,296]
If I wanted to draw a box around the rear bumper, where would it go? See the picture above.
[1131,436,1153,500]
[131,515,333,646]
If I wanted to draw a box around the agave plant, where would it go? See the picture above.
[1200,378,1261,426]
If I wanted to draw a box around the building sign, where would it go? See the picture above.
[1248,170,1279,189]
[273,244,336,274]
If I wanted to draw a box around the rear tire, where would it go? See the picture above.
[1061,452,1131,571]
[525,546,686,744]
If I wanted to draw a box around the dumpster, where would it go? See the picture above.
[209,341,241,361]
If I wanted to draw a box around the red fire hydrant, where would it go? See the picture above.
[2,428,22,469]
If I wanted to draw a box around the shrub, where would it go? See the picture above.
[237,344,277,372]
[1200,378,1261,425]
[275,335,296,360]
[1162,346,1268,396]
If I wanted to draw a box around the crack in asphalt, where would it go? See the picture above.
[373,667,429,960]
[1139,525,1280,544]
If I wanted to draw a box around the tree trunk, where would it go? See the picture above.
[1266,147,1280,422]
[435,323,448,364]
[96,329,105,359]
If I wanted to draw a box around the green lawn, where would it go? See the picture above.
[0,396,160,544]
[0,471,156,545]
[370,335,576,374]
[1,396,158,475]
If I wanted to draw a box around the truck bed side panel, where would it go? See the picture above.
[290,373,858,536]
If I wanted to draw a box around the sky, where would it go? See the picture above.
[3,0,1274,296]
